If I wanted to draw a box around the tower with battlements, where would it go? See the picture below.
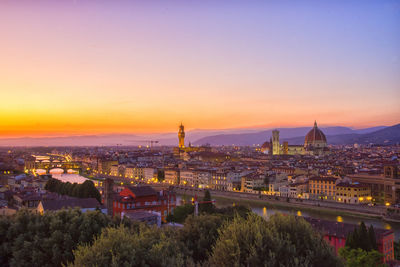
[178,123,185,148]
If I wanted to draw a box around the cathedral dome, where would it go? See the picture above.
[261,141,270,149]
[261,141,271,153]
[304,121,327,148]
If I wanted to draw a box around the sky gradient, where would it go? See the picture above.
[0,0,399,137]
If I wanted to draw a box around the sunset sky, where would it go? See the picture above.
[0,0,399,137]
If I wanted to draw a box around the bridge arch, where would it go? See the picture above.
[35,169,47,175]
[49,168,64,174]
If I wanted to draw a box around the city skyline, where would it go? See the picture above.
[1,0,399,138]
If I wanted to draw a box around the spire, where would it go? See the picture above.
[314,120,317,128]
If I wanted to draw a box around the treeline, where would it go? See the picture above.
[45,178,101,203]
[71,213,341,267]
[1,189,386,266]
[0,209,122,267]
[0,205,341,266]
[71,191,340,266]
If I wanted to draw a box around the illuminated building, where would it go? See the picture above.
[335,182,371,204]
[272,130,280,155]
[178,123,185,148]
[308,176,337,201]
[349,165,400,204]
[113,186,176,222]
[211,171,228,191]
[260,141,271,154]
[164,168,180,185]
[97,159,118,174]
[173,123,212,157]
[269,121,329,156]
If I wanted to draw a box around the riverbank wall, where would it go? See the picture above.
[173,186,387,219]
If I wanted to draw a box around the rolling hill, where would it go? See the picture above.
[193,125,399,146]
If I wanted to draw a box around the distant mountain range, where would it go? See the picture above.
[193,125,396,146]
[0,125,398,147]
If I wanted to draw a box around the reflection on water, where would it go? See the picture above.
[263,207,267,218]
[297,210,302,217]
[337,216,343,223]
[384,223,392,230]
[51,174,88,184]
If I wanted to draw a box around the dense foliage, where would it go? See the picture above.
[0,209,113,267]
[210,213,341,267]
[71,213,341,267]
[71,225,190,267]
[178,214,224,264]
[45,177,101,203]
[338,247,385,267]
[1,189,344,266]
[166,204,194,223]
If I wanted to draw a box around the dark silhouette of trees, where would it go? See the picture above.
[178,214,224,264]
[345,222,378,251]
[45,178,101,203]
[0,209,112,267]
[199,190,214,213]
[157,169,165,182]
[340,221,384,266]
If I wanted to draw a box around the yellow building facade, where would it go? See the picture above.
[309,177,337,201]
[336,182,371,204]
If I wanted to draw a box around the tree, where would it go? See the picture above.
[345,222,376,252]
[394,241,400,260]
[368,225,377,251]
[71,225,190,267]
[45,178,101,203]
[178,214,224,264]
[339,247,385,267]
[264,175,270,191]
[358,222,371,251]
[157,170,165,182]
[166,204,194,223]
[199,190,214,213]
[0,209,112,267]
[210,213,341,267]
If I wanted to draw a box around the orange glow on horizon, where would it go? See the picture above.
[0,1,399,138]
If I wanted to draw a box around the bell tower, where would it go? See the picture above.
[178,123,185,148]
[272,130,280,155]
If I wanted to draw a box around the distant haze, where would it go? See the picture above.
[1,124,398,147]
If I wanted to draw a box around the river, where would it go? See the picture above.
[177,194,400,241]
